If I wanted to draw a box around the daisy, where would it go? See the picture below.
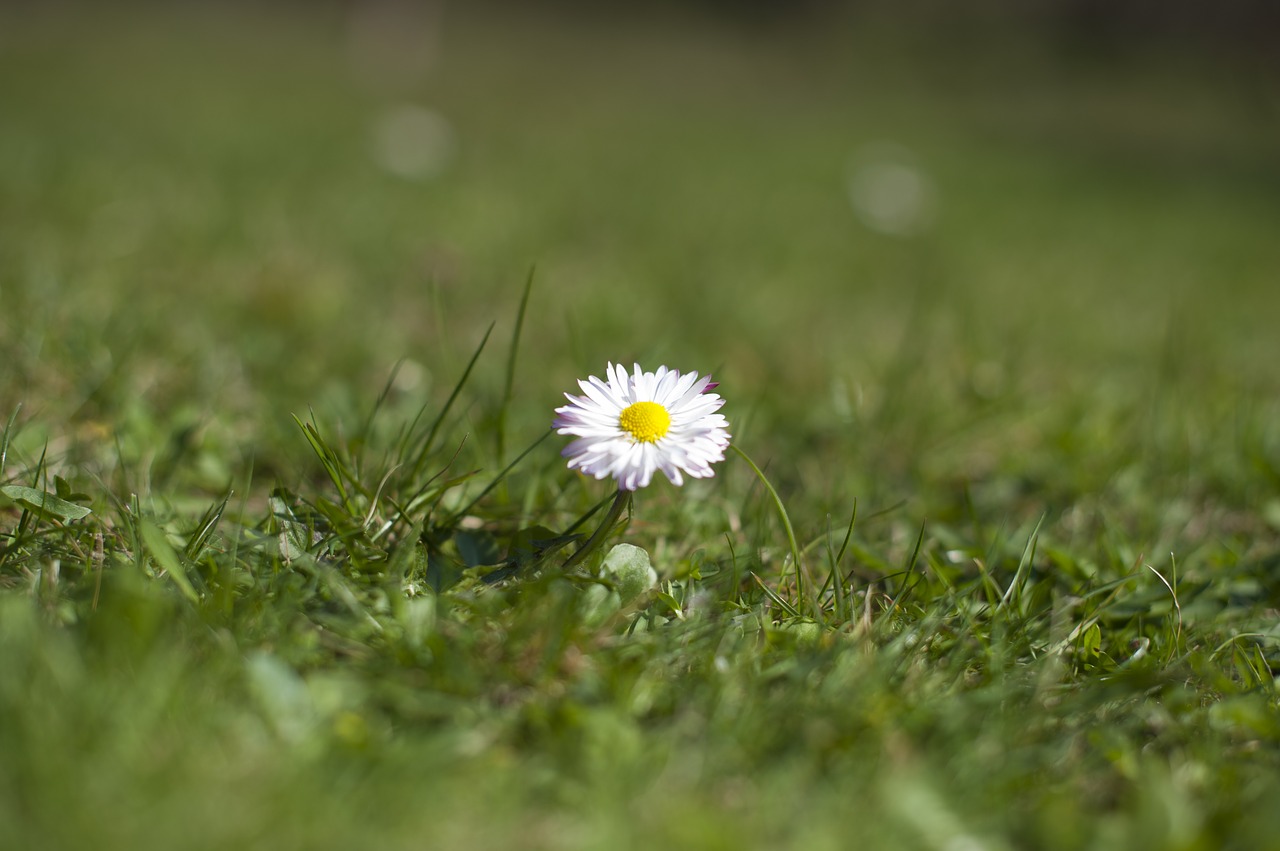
[554,362,731,491]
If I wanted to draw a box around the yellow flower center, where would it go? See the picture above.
[618,401,671,443]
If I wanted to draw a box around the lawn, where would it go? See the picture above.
[3,3,1280,849]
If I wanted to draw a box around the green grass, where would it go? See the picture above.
[3,3,1280,849]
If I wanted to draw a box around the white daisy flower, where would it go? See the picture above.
[554,362,731,491]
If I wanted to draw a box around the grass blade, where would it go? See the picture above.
[0,403,20,475]
[408,322,494,482]
[496,267,534,463]
[140,519,199,604]
[731,444,814,620]
[450,429,551,522]
[185,490,232,560]
[293,413,354,513]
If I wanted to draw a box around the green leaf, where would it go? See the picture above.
[601,543,657,602]
[0,485,92,521]
[269,489,312,561]
[1081,623,1102,659]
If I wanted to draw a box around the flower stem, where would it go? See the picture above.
[562,488,631,571]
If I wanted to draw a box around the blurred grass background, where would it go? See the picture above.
[3,1,1280,848]
[5,0,1278,541]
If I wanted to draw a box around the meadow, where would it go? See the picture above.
[3,3,1280,848]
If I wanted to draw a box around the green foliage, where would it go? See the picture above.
[2,4,1280,850]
